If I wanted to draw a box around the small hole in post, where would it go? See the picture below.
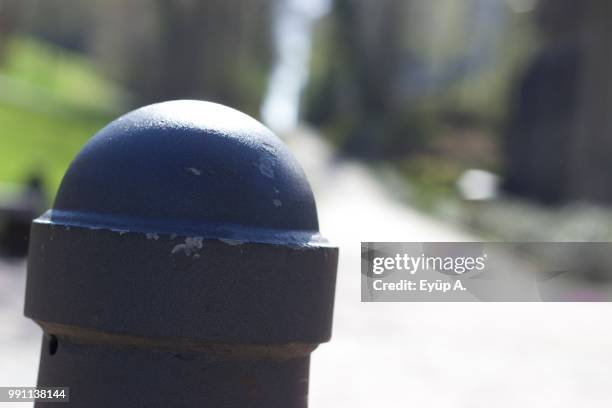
[48,335,58,356]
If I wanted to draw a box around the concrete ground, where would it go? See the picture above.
[1,131,611,407]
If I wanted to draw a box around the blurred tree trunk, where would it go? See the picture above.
[304,0,411,158]
[503,0,590,204]
[334,0,403,118]
[504,0,612,204]
[568,0,612,202]
[124,0,274,116]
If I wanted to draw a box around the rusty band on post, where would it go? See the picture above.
[24,101,337,407]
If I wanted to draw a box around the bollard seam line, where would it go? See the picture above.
[37,321,318,361]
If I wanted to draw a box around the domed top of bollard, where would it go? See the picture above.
[49,100,320,243]
[26,100,337,345]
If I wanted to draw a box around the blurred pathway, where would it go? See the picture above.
[0,129,611,407]
[286,128,612,408]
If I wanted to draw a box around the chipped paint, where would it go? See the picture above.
[185,167,202,176]
[260,142,276,155]
[146,233,160,240]
[219,238,246,246]
[255,156,275,178]
[171,237,203,256]
[273,199,282,207]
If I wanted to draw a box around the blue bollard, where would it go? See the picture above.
[24,100,338,407]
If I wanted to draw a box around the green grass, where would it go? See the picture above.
[0,36,128,113]
[0,36,122,197]
[396,155,464,210]
[0,104,109,196]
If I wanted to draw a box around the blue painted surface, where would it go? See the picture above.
[48,100,321,243]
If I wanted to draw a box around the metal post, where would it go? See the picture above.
[24,100,338,407]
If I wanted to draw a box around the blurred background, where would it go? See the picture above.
[2,0,612,407]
